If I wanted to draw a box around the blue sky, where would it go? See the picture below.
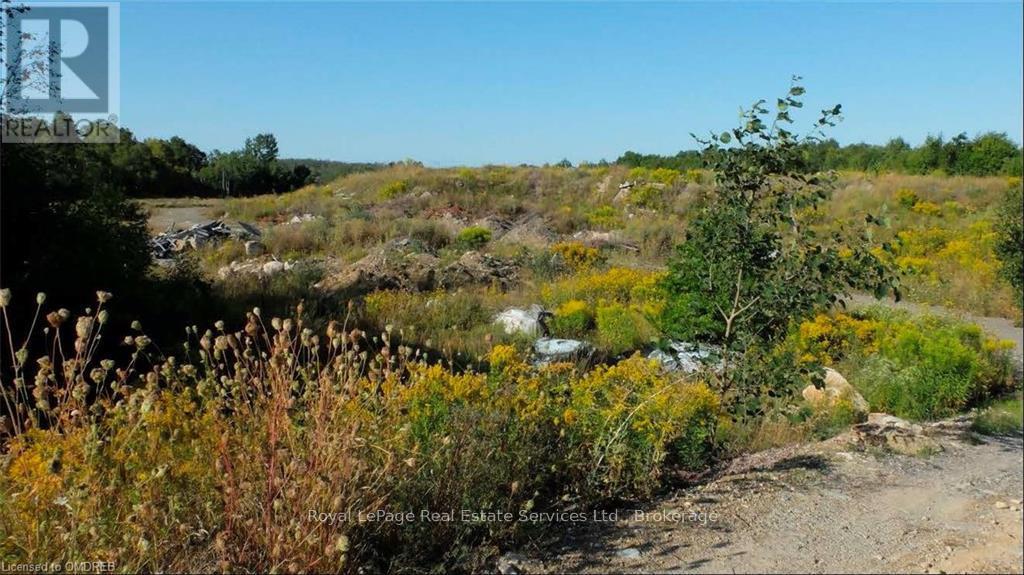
[118,1,1024,166]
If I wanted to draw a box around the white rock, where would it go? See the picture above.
[534,337,590,364]
[616,548,642,559]
[495,305,547,337]
[261,260,292,276]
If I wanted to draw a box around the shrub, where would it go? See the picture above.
[995,183,1023,310]
[550,242,604,271]
[540,267,667,314]
[549,299,593,338]
[595,303,657,355]
[628,184,665,209]
[587,205,623,230]
[455,226,492,249]
[790,307,1015,420]
[379,179,409,199]
[911,200,942,216]
[895,187,919,208]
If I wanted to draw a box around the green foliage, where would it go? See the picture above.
[790,307,1015,421]
[663,81,898,384]
[586,205,623,230]
[995,182,1023,309]
[549,300,594,338]
[455,226,493,249]
[595,303,656,355]
[378,179,410,199]
[620,132,1024,177]
[971,396,1023,436]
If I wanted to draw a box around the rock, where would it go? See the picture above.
[571,230,639,252]
[315,239,440,294]
[262,260,293,276]
[849,413,943,455]
[496,552,526,575]
[615,548,642,559]
[495,305,549,337]
[438,251,517,290]
[801,368,870,418]
[217,257,294,279]
[534,337,591,365]
[244,240,266,257]
[287,213,320,224]
[471,216,514,240]
[496,215,556,248]
[995,501,1009,509]
[648,341,721,374]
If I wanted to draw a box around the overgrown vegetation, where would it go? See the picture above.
[2,81,1021,572]
[0,294,718,571]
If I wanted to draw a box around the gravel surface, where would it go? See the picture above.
[512,427,1023,574]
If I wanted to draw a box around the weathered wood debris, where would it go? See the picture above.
[150,220,260,259]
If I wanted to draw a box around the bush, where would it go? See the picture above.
[789,307,1015,420]
[995,183,1023,310]
[550,242,604,272]
[379,179,409,199]
[595,303,657,355]
[549,299,593,338]
[587,205,623,230]
[455,226,492,249]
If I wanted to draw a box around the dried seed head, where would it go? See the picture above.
[96,291,112,303]
[0,288,11,307]
[36,292,47,305]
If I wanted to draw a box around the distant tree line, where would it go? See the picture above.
[618,132,1023,176]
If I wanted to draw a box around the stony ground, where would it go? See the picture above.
[507,425,1023,574]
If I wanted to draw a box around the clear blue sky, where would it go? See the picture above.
[119,1,1024,166]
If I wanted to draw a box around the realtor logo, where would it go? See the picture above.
[2,2,120,142]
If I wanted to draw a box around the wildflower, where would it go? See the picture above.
[95,291,112,303]
[46,311,64,328]
[131,320,143,331]
[75,316,94,339]
[334,534,350,554]
[36,292,46,305]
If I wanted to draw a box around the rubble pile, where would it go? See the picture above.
[150,220,260,260]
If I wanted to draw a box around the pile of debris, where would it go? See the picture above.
[150,220,260,260]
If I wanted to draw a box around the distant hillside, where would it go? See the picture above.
[278,159,386,183]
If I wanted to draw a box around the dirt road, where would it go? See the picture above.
[512,426,1023,574]
[139,198,225,233]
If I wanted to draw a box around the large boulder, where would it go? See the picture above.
[802,368,870,418]
[534,337,591,365]
[495,305,549,337]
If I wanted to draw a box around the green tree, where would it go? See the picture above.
[995,183,1023,310]
[662,79,899,414]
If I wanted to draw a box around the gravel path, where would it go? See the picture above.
[513,428,1023,574]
